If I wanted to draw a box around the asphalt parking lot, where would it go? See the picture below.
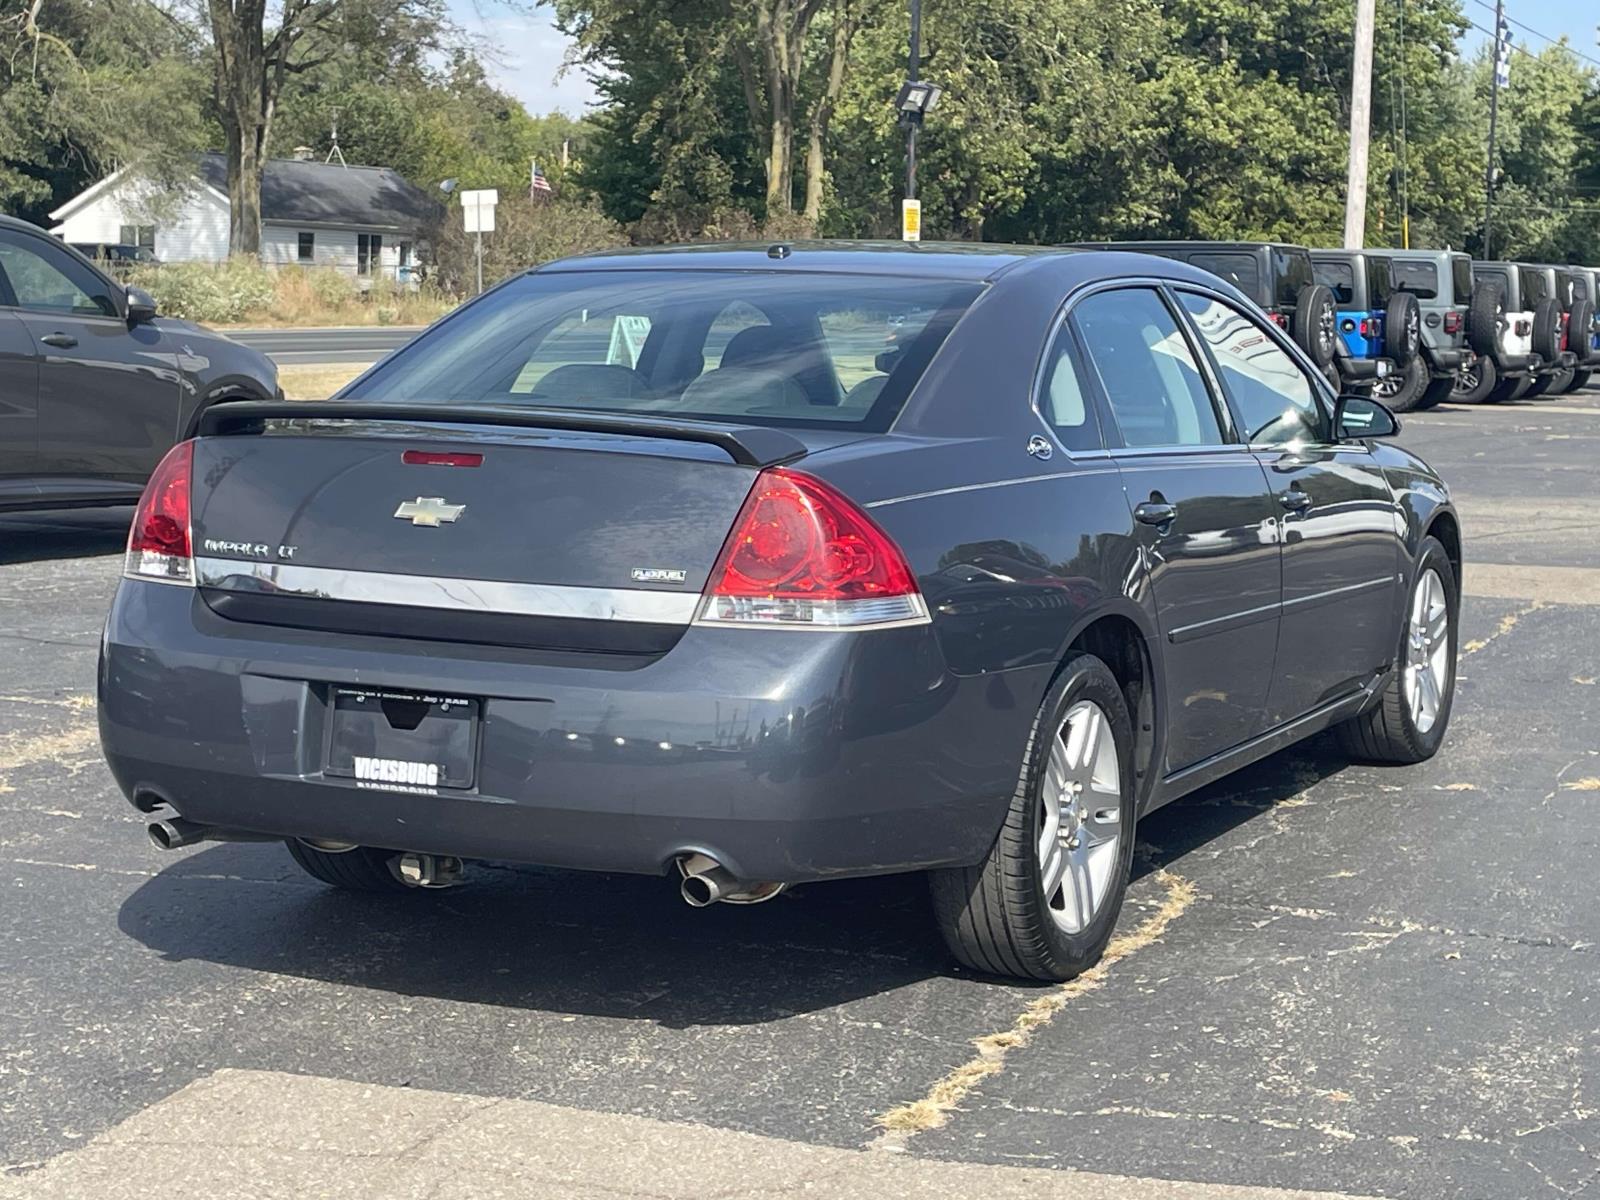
[3,384,1599,1199]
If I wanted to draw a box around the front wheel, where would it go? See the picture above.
[1336,536,1458,765]
[931,653,1136,981]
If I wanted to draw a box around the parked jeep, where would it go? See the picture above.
[1469,262,1552,403]
[1366,250,1490,408]
[1521,267,1597,397]
[1072,241,1339,381]
[1311,250,1422,408]
[1565,267,1600,392]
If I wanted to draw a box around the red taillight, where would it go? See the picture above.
[402,450,483,467]
[1268,313,1289,330]
[699,468,927,629]
[1358,319,1372,337]
[1444,311,1464,334]
[125,441,194,585]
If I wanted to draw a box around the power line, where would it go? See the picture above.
[1464,0,1600,70]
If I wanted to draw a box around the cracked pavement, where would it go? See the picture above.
[2,386,1599,1198]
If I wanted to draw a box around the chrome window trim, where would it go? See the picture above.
[193,558,702,625]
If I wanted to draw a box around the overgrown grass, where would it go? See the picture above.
[129,259,457,327]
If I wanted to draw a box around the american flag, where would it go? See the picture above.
[531,161,553,196]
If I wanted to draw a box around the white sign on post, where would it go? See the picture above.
[461,188,498,233]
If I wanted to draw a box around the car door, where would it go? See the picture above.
[0,228,179,497]
[1070,285,1282,774]
[1174,288,1402,728]
[0,295,40,502]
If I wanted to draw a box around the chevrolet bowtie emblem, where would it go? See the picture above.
[394,496,466,527]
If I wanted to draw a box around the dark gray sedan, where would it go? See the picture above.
[1,215,277,511]
[98,242,1461,981]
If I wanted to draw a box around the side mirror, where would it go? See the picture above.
[125,285,158,325]
[1334,394,1400,440]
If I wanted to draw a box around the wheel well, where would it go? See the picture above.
[1069,615,1156,798]
[1426,511,1462,594]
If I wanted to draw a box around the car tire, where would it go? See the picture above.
[1524,368,1573,398]
[930,653,1137,982]
[1483,373,1527,404]
[1468,281,1505,360]
[1295,284,1338,368]
[1530,299,1561,364]
[1336,536,1458,765]
[1568,299,1594,364]
[1452,355,1497,403]
[1376,354,1428,412]
[287,840,411,892]
[1384,291,1421,366]
[1570,369,1593,392]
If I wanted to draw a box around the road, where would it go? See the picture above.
[2,385,1599,1199]
[229,325,422,365]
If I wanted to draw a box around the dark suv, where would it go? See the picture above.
[1070,241,1339,382]
[1310,250,1423,407]
[2,215,278,512]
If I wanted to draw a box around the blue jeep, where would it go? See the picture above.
[1311,250,1423,407]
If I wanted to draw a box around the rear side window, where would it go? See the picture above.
[1366,258,1393,302]
[1073,287,1224,448]
[1568,273,1590,304]
[1036,326,1103,452]
[1521,268,1551,305]
[1451,257,1472,304]
[1314,261,1356,305]
[1186,253,1259,299]
[343,271,982,430]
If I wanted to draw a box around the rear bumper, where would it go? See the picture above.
[1336,356,1382,381]
[98,581,1036,883]
[1422,346,1470,373]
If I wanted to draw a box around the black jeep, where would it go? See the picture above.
[1070,241,1339,382]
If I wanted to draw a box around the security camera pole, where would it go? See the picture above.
[895,1,941,241]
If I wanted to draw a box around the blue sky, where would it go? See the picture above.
[455,1,1595,119]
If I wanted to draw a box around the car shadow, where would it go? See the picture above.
[117,740,1349,1023]
[0,507,132,566]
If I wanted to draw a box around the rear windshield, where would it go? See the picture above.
[1450,256,1472,304]
[1275,250,1316,309]
[1391,260,1439,300]
[1313,261,1356,305]
[342,270,982,430]
[1186,253,1259,298]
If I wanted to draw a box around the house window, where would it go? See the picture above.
[358,233,382,276]
[297,232,315,264]
[118,224,155,251]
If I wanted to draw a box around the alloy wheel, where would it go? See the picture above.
[1453,362,1481,395]
[1403,568,1451,735]
[1037,700,1123,933]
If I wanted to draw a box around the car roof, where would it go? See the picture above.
[1075,240,1310,255]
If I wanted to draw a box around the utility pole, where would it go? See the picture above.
[1342,0,1376,248]
[1483,0,1509,259]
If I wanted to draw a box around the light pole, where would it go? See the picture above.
[895,1,940,240]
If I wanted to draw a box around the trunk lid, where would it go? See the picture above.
[189,411,806,653]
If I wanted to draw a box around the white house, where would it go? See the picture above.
[48,152,438,280]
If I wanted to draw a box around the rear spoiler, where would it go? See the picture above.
[195,401,809,469]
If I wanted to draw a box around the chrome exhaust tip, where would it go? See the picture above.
[676,853,785,907]
[147,817,212,850]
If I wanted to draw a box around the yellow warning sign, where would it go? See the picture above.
[901,198,921,242]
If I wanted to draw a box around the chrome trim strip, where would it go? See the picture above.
[865,469,1115,509]
[193,558,701,625]
[1166,576,1394,644]
[1279,575,1395,614]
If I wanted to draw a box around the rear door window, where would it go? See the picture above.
[1521,268,1551,305]
[1450,257,1472,304]
[1366,258,1394,302]
[1186,253,1259,298]
[1072,287,1225,448]
[1275,250,1316,309]
[342,270,982,431]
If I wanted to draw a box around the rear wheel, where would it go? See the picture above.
[287,840,411,892]
[1336,537,1457,765]
[1484,372,1526,404]
[1570,369,1593,392]
[1375,354,1428,412]
[1468,281,1505,361]
[1452,355,1496,403]
[1530,300,1561,364]
[931,653,1136,981]
[1384,292,1421,366]
[1525,367,1573,398]
[1294,284,1338,368]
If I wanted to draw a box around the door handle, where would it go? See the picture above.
[1277,488,1313,511]
[40,333,77,349]
[1134,501,1178,526]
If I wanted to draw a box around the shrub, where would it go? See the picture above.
[432,195,627,293]
[129,258,275,323]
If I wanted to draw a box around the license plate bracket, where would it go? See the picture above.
[326,688,479,790]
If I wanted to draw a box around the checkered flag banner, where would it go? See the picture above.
[1494,18,1512,89]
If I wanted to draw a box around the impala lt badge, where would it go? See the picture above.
[394,496,466,527]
